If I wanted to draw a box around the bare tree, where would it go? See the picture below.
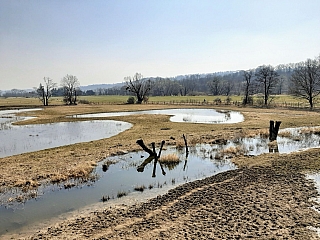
[289,57,320,109]
[255,65,279,105]
[124,73,151,104]
[36,77,57,106]
[178,75,198,96]
[61,74,80,105]
[222,80,233,96]
[242,70,254,105]
[207,75,223,95]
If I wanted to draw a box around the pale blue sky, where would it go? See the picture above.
[1,0,319,90]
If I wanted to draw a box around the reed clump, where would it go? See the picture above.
[159,154,181,170]
[117,190,128,198]
[159,154,180,164]
[219,145,248,157]
[175,139,185,149]
[134,185,146,192]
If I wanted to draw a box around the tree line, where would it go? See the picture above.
[124,55,320,108]
[1,55,319,108]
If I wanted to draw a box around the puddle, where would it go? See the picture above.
[73,108,244,124]
[0,145,236,236]
[224,127,320,156]
[0,109,132,158]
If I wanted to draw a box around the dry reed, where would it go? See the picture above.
[159,154,180,163]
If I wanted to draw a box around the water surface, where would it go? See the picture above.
[73,108,244,124]
[0,145,236,235]
[0,109,132,158]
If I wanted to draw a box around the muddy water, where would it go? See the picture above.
[73,108,244,124]
[0,109,132,158]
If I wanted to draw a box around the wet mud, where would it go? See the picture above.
[26,166,320,240]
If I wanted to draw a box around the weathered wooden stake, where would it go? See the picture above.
[183,134,189,155]
[151,142,158,178]
[157,140,165,158]
[157,140,166,176]
[136,139,166,176]
[136,139,154,155]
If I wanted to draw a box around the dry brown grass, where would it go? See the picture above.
[2,104,320,194]
[278,130,292,137]
[159,154,180,163]
[175,138,185,149]
[220,145,248,156]
[300,126,320,135]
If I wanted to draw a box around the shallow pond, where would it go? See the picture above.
[73,108,244,124]
[0,145,236,236]
[0,109,132,158]
[226,127,320,156]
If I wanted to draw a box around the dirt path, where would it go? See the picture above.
[24,166,320,240]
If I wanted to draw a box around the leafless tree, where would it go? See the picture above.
[36,77,57,106]
[289,57,320,109]
[242,70,254,105]
[61,74,80,105]
[178,75,198,96]
[124,73,151,104]
[208,75,223,96]
[222,80,233,96]
[151,78,181,96]
[255,65,280,105]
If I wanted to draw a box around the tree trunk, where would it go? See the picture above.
[269,120,281,141]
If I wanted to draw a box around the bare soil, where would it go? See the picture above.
[1,104,320,239]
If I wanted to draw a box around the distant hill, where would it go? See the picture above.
[80,83,124,91]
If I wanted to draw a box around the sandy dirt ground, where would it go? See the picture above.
[15,166,320,240]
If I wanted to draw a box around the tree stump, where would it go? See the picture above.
[269,120,281,141]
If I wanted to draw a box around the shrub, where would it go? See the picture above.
[214,98,221,104]
[226,96,232,104]
[127,96,135,104]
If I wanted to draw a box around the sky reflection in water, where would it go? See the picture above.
[73,108,244,124]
